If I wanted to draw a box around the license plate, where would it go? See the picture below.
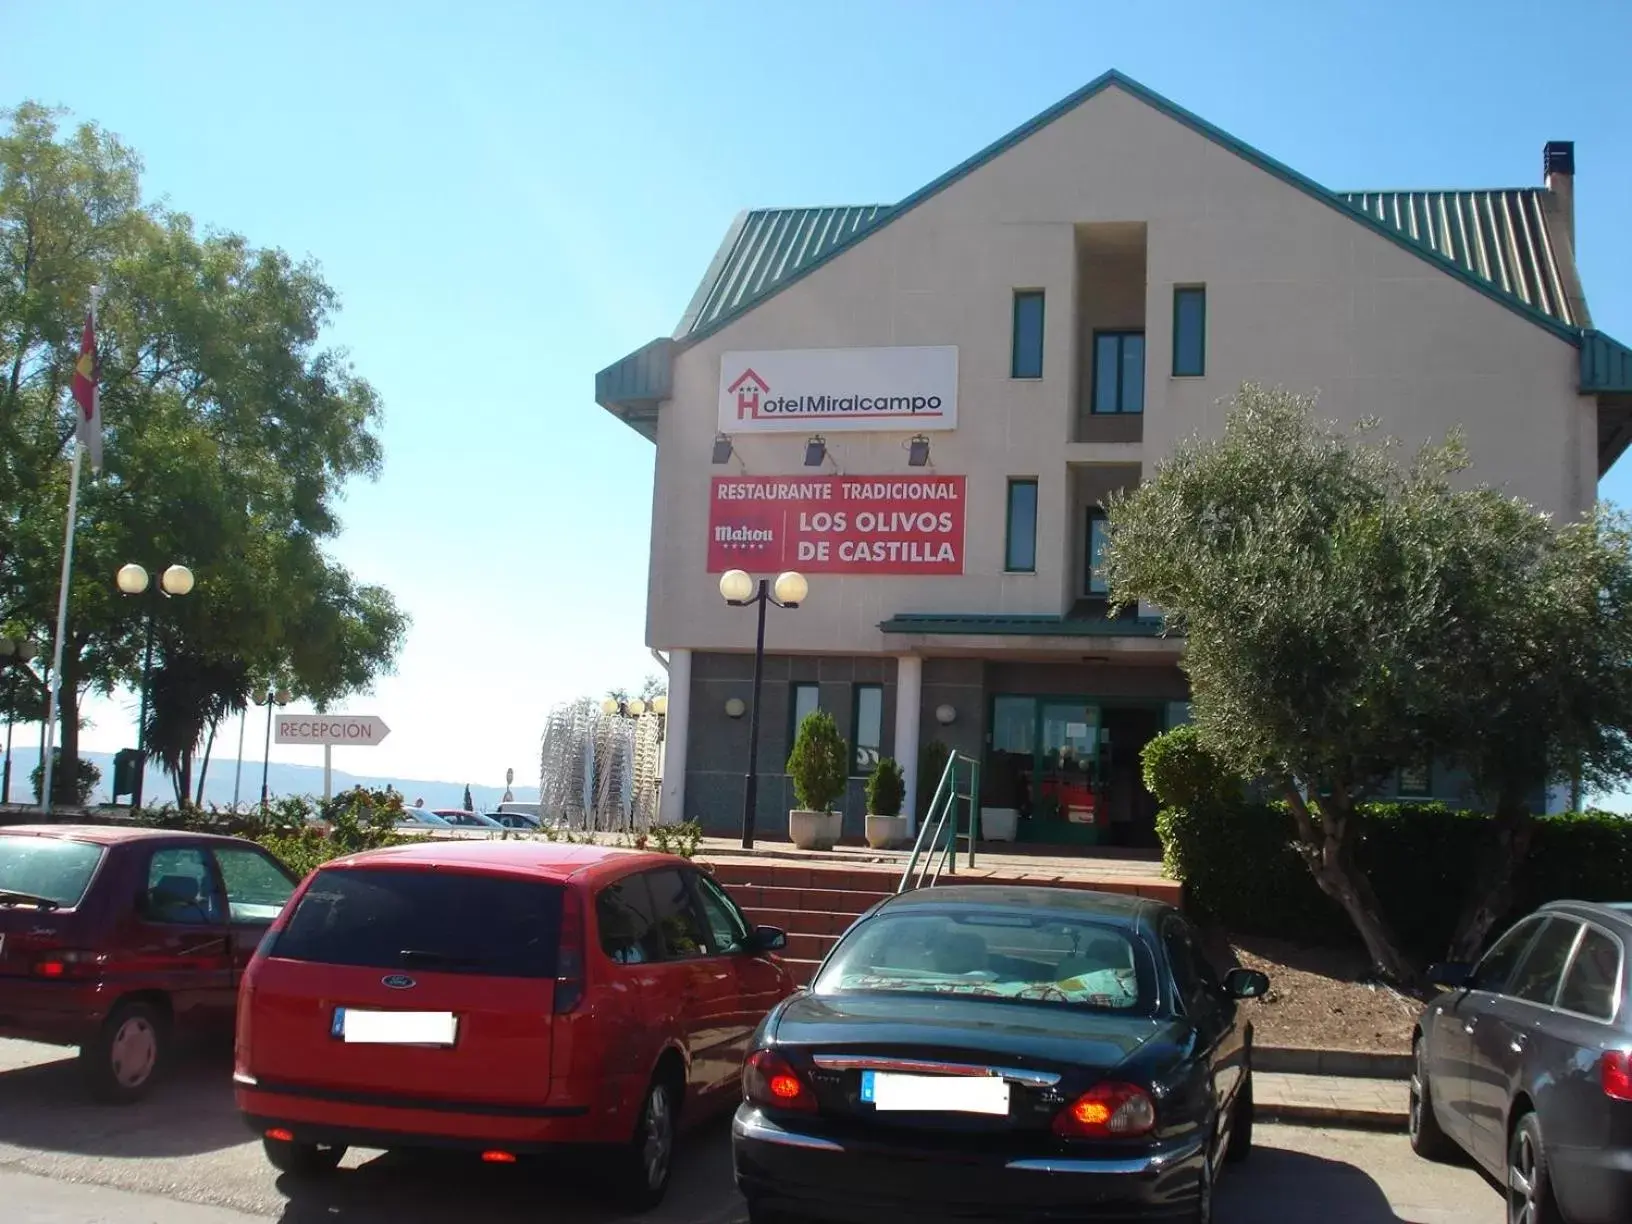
[860,1070,1010,1115]
[331,1008,458,1046]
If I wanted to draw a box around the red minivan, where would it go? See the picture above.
[0,824,300,1100]
[234,840,794,1207]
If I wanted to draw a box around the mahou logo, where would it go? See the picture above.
[713,522,775,554]
[728,368,769,420]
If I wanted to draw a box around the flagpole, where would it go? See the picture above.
[41,286,101,816]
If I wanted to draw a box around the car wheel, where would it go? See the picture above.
[1225,1072,1253,1164]
[614,1076,677,1210]
[262,1136,346,1176]
[1408,1037,1458,1162]
[80,1000,166,1104]
[1508,1112,1562,1224]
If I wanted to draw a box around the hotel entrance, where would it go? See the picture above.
[983,696,1166,848]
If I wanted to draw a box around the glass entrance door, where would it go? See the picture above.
[1039,701,1100,835]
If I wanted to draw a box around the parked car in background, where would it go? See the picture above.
[496,801,544,822]
[431,809,504,829]
[1410,900,1632,1224]
[490,810,542,831]
[393,808,451,831]
[0,825,299,1101]
[235,841,795,1207]
[732,886,1267,1224]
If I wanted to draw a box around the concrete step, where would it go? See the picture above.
[784,931,841,962]
[724,884,892,916]
[741,907,862,937]
[780,958,821,986]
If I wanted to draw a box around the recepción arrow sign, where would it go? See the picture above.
[275,715,391,747]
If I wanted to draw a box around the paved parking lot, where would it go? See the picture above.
[0,1038,1503,1223]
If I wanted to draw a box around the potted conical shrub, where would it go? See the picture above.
[864,757,908,848]
[786,710,848,850]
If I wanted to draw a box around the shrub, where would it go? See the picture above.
[1156,796,1632,962]
[1141,725,1242,809]
[866,758,906,817]
[787,710,848,813]
[31,754,101,806]
[918,739,951,817]
[643,820,702,858]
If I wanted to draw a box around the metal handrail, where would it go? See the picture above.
[898,751,979,893]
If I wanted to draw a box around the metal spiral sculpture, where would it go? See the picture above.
[538,698,665,832]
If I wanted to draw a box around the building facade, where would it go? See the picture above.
[596,71,1632,844]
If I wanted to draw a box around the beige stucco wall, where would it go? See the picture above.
[646,83,1587,657]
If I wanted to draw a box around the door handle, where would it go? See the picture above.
[1463,1019,1478,1034]
[1509,1033,1527,1055]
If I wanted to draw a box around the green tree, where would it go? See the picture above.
[1106,385,1632,980]
[0,101,407,798]
[462,783,473,812]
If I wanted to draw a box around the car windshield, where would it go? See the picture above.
[814,909,1155,1013]
[270,867,564,978]
[0,835,105,908]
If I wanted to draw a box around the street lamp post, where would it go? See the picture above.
[0,636,41,806]
[254,685,292,814]
[719,569,807,849]
[116,562,195,810]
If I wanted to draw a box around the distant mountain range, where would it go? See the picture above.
[0,746,536,813]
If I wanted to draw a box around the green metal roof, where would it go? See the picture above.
[879,612,1170,638]
[1581,329,1632,394]
[1339,190,1576,326]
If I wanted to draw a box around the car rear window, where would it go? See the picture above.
[270,867,563,978]
[0,835,105,908]
[815,909,1156,1013]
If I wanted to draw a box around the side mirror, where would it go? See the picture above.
[751,925,788,952]
[1427,961,1474,989]
[1223,968,1270,999]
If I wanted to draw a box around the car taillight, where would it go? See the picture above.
[1602,1051,1632,1101]
[743,1049,817,1112]
[552,888,584,1014]
[33,950,106,980]
[1053,1082,1157,1138]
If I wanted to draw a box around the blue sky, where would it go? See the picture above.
[8,1,1632,799]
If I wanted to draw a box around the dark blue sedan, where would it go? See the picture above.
[1411,899,1632,1224]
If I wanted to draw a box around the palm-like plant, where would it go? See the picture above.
[141,651,250,806]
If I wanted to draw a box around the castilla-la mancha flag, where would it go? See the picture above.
[70,309,102,472]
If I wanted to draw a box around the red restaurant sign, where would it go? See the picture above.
[708,475,966,575]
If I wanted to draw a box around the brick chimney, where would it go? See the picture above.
[1544,140,1575,252]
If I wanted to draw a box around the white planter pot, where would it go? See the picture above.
[865,813,909,849]
[980,807,1019,842]
[789,809,840,850]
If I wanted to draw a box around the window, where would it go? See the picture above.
[142,848,224,925]
[644,867,709,959]
[1397,762,1432,799]
[815,910,1155,1013]
[0,834,104,908]
[1473,917,1543,993]
[271,868,563,977]
[1558,927,1622,1021]
[1011,290,1045,379]
[211,847,296,924]
[1162,917,1221,1016]
[1005,479,1038,572]
[1172,286,1206,376]
[1086,508,1110,596]
[597,874,665,964]
[1508,918,1582,1005]
[789,683,821,753]
[852,684,883,775]
[692,872,752,954]
[1092,331,1145,414]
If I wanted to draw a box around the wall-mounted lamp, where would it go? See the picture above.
[803,435,828,468]
[907,435,931,467]
[711,433,735,465]
[725,697,747,719]
[935,703,957,725]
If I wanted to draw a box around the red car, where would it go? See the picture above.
[233,840,794,1207]
[0,824,300,1101]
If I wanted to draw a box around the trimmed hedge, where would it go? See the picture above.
[1158,800,1632,961]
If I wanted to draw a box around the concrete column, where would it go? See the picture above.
[659,648,691,825]
[894,654,923,834]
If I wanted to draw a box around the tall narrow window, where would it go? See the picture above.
[851,684,883,776]
[1005,479,1038,573]
[1011,290,1045,379]
[1092,332,1145,414]
[788,683,820,758]
[1173,286,1206,376]
[1085,508,1111,596]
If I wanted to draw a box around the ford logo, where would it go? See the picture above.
[381,974,416,990]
